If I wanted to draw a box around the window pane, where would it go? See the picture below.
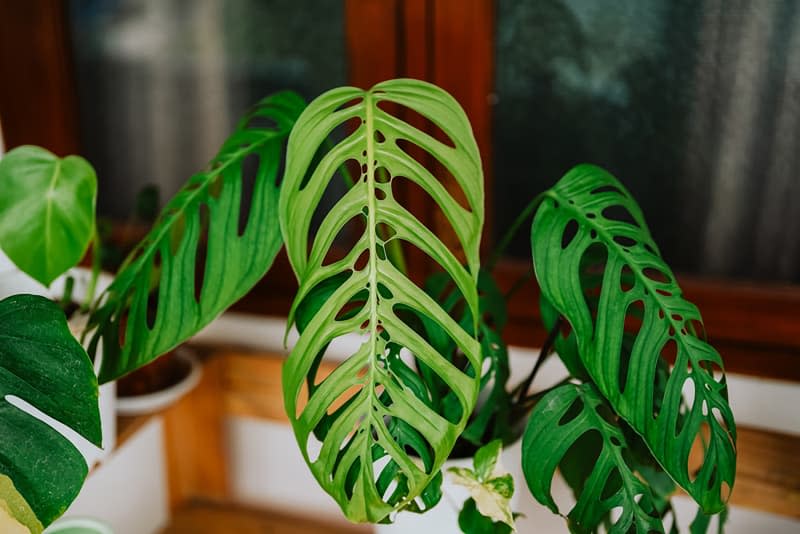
[493,0,800,283]
[69,0,346,218]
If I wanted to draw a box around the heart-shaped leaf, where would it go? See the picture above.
[531,164,736,513]
[0,295,101,531]
[280,79,484,522]
[89,91,306,382]
[0,146,97,287]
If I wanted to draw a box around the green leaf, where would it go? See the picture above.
[474,439,502,481]
[0,146,97,286]
[458,498,515,534]
[531,164,736,513]
[522,382,664,533]
[88,91,306,382]
[0,295,101,530]
[280,79,484,523]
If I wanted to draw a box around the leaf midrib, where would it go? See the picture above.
[43,159,61,283]
[545,189,690,359]
[364,88,381,468]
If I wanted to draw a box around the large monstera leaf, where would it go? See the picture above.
[523,382,664,533]
[530,164,736,513]
[0,295,101,532]
[89,91,305,382]
[280,79,484,523]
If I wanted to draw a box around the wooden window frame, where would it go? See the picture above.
[2,0,797,382]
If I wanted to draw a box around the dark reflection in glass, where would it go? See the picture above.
[69,0,346,218]
[493,0,800,282]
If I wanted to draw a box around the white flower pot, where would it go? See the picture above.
[374,438,523,534]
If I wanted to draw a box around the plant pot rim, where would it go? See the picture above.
[116,347,202,415]
[44,516,114,534]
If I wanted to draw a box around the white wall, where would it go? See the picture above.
[197,313,800,534]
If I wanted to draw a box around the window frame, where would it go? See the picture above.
[3,0,797,381]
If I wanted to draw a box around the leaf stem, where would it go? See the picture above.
[486,192,545,271]
[81,225,102,313]
[514,316,563,405]
[503,268,534,301]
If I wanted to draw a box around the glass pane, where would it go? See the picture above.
[69,0,346,218]
[493,0,800,283]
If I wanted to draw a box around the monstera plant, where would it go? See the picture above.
[0,78,735,533]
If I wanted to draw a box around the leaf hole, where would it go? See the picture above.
[590,184,624,196]
[305,432,323,463]
[602,205,639,227]
[344,456,361,500]
[245,114,278,131]
[194,203,211,303]
[556,429,601,512]
[375,187,387,200]
[618,300,644,394]
[377,222,397,241]
[643,267,670,284]
[394,140,471,213]
[374,130,386,143]
[601,467,623,501]
[376,99,456,148]
[586,212,596,219]
[689,319,706,340]
[334,97,363,113]
[688,422,711,482]
[561,219,579,249]
[620,265,634,292]
[375,166,392,183]
[595,403,618,425]
[721,481,731,502]
[558,396,584,426]
[660,338,678,365]
[353,249,369,271]
[377,283,393,300]
[613,235,637,248]
[145,251,162,330]
[656,288,672,297]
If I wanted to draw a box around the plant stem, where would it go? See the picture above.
[81,225,102,313]
[514,316,564,404]
[486,192,545,271]
[503,268,535,301]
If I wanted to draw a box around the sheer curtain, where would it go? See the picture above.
[684,0,800,281]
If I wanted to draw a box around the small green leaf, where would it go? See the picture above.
[486,475,514,499]
[474,439,503,480]
[0,295,101,528]
[0,146,97,286]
